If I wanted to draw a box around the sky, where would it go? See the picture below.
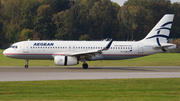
[111,0,180,6]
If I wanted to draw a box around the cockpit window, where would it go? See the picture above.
[10,45,18,49]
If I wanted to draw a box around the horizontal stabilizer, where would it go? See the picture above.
[153,45,175,49]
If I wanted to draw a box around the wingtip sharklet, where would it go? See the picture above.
[103,38,114,50]
[106,38,109,41]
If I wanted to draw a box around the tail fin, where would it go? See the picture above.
[141,14,174,43]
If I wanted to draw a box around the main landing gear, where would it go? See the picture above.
[25,59,29,68]
[82,63,88,69]
[81,59,88,69]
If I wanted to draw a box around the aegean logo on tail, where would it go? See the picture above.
[146,21,172,40]
[146,21,173,52]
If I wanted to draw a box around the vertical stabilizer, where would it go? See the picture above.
[141,14,174,43]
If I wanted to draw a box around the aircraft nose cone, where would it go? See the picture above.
[3,50,7,56]
[3,49,9,56]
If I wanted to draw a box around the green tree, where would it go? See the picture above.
[75,0,101,39]
[33,32,40,40]
[38,0,71,13]
[0,0,4,46]
[1,0,22,25]
[79,34,91,40]
[53,10,71,40]
[20,28,34,41]
[117,5,130,40]
[53,4,82,40]
[20,0,41,29]
[0,0,2,33]
[34,5,56,40]
[5,25,21,43]
[124,0,171,23]
[88,0,118,39]
[0,0,180,44]
[170,2,180,38]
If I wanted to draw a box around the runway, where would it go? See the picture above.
[0,66,180,81]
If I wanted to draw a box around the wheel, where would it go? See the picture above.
[25,65,28,68]
[83,63,88,69]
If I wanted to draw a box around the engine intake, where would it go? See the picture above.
[54,56,78,66]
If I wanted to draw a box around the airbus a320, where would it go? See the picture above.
[3,14,176,69]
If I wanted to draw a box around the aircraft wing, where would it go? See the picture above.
[60,39,114,59]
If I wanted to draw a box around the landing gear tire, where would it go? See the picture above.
[25,59,29,68]
[25,65,28,68]
[83,63,88,69]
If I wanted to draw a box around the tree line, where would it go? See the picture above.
[0,0,180,47]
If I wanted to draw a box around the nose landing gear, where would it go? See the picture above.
[25,59,29,68]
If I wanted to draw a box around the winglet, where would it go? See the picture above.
[106,38,109,41]
[103,38,109,41]
[102,38,114,51]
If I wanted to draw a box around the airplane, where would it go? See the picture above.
[3,14,176,69]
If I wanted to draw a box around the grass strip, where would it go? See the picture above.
[0,78,180,101]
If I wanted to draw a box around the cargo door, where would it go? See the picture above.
[138,43,143,53]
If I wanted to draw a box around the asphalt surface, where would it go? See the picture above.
[0,66,180,81]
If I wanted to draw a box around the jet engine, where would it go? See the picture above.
[54,56,78,66]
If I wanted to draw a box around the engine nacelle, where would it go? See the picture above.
[54,56,78,66]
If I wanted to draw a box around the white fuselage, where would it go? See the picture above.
[3,40,173,60]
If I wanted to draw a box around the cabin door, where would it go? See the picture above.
[23,42,29,53]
